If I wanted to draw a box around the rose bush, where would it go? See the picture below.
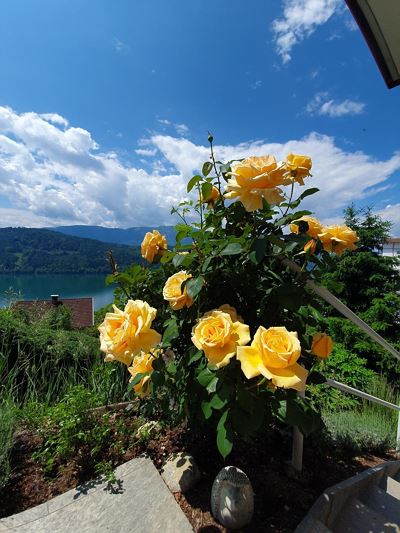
[101,136,358,457]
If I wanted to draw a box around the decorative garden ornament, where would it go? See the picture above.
[211,466,254,529]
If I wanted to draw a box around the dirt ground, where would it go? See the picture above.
[0,411,396,532]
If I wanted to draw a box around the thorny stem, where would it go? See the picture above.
[208,133,224,205]
[283,181,295,216]
[197,184,204,230]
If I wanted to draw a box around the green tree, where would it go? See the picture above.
[322,205,400,384]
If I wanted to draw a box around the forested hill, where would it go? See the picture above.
[47,225,176,246]
[0,228,142,273]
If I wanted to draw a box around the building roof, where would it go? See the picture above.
[12,296,94,328]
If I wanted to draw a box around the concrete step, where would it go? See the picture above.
[382,476,400,501]
[295,516,333,532]
[331,497,397,533]
[362,485,400,526]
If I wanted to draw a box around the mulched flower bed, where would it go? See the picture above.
[0,409,397,532]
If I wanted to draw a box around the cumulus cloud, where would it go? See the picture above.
[272,0,342,63]
[0,106,185,228]
[306,92,366,117]
[0,105,399,229]
[151,133,400,222]
[375,204,400,236]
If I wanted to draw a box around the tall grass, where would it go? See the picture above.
[0,308,128,408]
[0,400,16,487]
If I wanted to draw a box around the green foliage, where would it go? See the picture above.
[32,386,107,471]
[344,204,392,252]
[0,227,142,273]
[309,344,375,411]
[0,401,16,487]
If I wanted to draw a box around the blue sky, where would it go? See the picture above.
[0,0,399,232]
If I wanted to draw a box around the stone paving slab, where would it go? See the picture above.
[0,457,193,532]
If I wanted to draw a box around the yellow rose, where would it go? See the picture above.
[225,155,285,212]
[128,351,155,396]
[201,185,221,207]
[99,300,161,366]
[289,216,323,239]
[285,154,312,185]
[192,306,250,368]
[163,271,193,310]
[318,225,358,255]
[237,326,308,391]
[141,230,168,263]
[311,333,333,359]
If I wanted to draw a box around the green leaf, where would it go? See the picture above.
[210,393,228,410]
[160,250,174,264]
[197,367,215,387]
[187,349,203,365]
[186,276,204,299]
[187,175,202,193]
[206,376,219,393]
[217,410,233,459]
[201,256,213,273]
[201,400,213,420]
[127,372,147,391]
[162,318,179,345]
[151,370,165,387]
[201,182,212,201]
[202,161,213,177]
[252,237,267,263]
[172,253,193,268]
[220,242,243,256]
[298,187,319,201]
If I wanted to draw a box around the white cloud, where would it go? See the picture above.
[112,37,129,53]
[157,118,189,136]
[0,106,186,227]
[272,0,341,63]
[0,105,399,229]
[40,113,69,128]
[135,148,158,157]
[175,123,189,136]
[306,92,366,117]
[251,80,262,90]
[151,133,400,223]
[374,204,400,236]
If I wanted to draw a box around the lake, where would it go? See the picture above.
[0,273,115,311]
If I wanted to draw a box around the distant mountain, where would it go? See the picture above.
[46,225,176,246]
[0,227,142,274]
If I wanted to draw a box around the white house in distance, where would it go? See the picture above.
[382,237,400,257]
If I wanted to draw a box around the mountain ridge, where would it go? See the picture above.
[44,225,176,246]
[0,227,142,273]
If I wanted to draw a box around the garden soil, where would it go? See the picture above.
[0,410,396,532]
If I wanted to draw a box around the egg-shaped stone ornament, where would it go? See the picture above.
[211,466,254,529]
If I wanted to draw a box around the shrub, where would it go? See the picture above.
[323,409,395,454]
[101,143,361,457]
[309,343,375,411]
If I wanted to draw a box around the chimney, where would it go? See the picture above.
[51,294,59,305]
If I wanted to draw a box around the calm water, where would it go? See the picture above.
[0,274,115,311]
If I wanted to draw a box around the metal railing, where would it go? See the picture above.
[285,260,400,472]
